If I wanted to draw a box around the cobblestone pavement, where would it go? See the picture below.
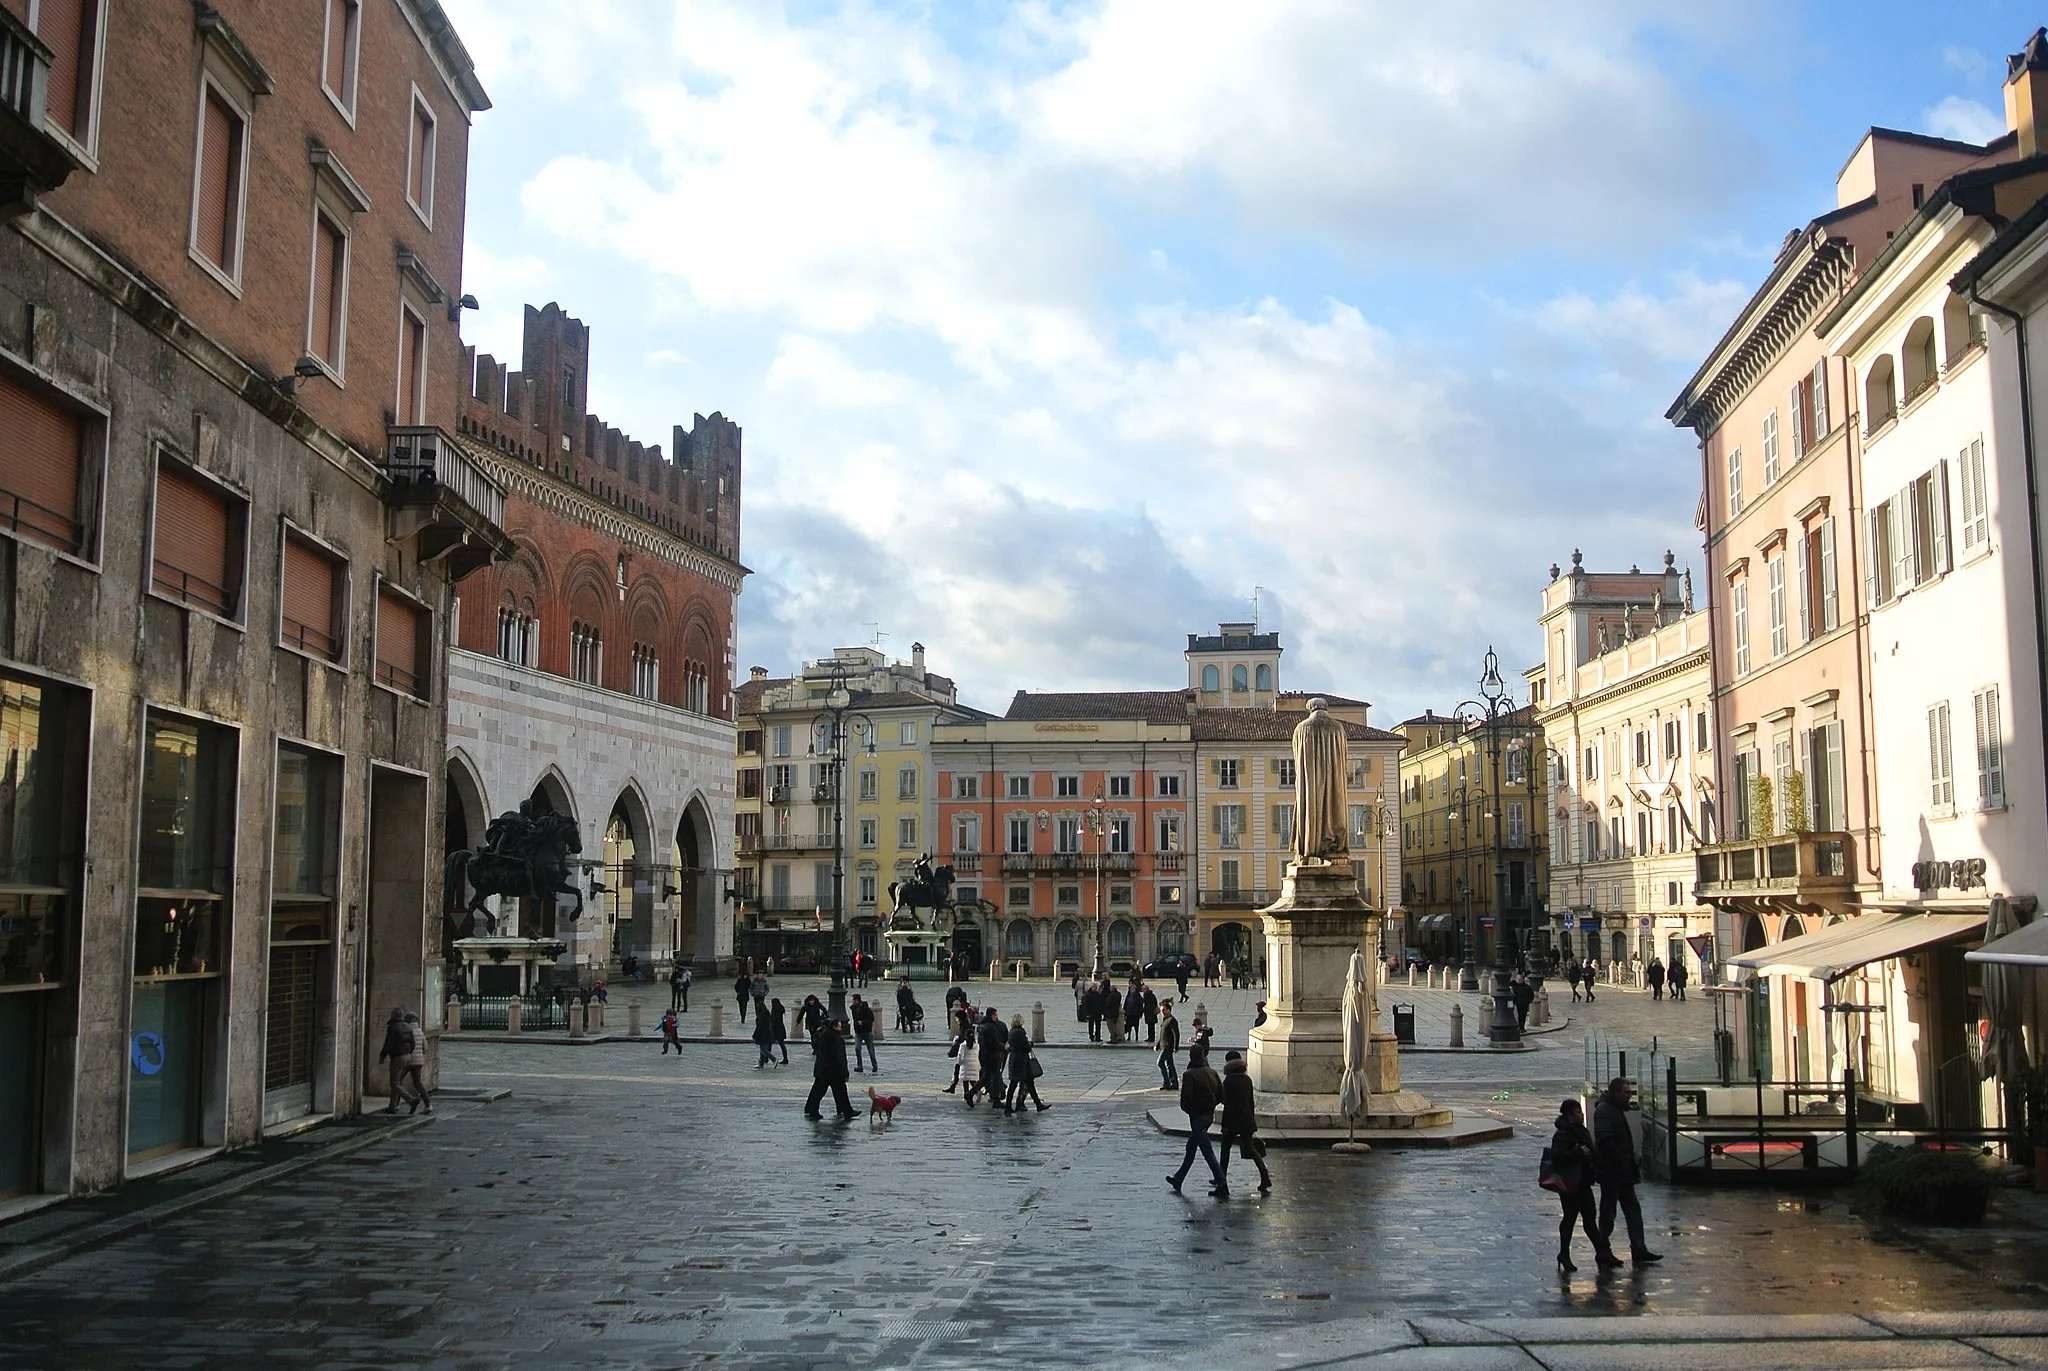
[3,1030,2042,1370]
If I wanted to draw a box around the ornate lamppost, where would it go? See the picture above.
[1448,648,1521,1047]
[814,667,873,1024]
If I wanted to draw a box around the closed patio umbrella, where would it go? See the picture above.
[1982,894,2029,1085]
[1339,949,1370,1146]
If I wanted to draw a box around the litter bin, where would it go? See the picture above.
[1392,1003,1416,1045]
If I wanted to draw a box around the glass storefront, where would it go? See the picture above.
[130,713,234,1162]
[266,746,337,1126]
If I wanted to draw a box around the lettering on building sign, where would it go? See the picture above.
[1911,858,1987,894]
[1032,723,1101,733]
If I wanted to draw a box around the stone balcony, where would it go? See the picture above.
[0,9,82,222]
[1694,831,1854,913]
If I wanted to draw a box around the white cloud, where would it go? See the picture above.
[1922,94,2005,145]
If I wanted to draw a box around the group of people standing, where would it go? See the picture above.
[945,996,1050,1115]
[1077,974,1170,1043]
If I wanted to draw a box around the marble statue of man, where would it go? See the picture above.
[1291,698,1350,865]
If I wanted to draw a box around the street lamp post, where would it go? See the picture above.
[816,669,873,1025]
[1086,799,1105,978]
[1451,647,1521,1047]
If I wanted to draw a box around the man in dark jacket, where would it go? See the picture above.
[1081,981,1104,1042]
[1173,965,1191,1003]
[1510,973,1534,1031]
[1592,1077,1659,1263]
[1168,1047,1226,1196]
[849,994,878,1073]
[1668,958,1689,1001]
[1647,957,1666,1001]
[377,1007,410,1113]
[1141,984,1160,1042]
[977,1007,1007,1097]
[735,970,752,1022]
[1216,1050,1270,1193]
[804,1019,860,1120]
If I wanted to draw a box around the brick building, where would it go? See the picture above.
[0,0,506,1207]
[444,303,744,976]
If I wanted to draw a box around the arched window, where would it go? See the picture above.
[1156,919,1185,954]
[1055,920,1081,958]
[1864,354,1897,430]
[1108,919,1135,957]
[1942,294,1982,365]
[1902,317,1938,401]
[1005,920,1034,958]
[1254,664,1272,691]
[1231,665,1248,692]
[1202,665,1219,692]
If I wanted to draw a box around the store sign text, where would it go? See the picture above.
[1911,858,1987,894]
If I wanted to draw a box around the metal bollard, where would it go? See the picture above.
[569,1000,586,1038]
[1449,1003,1464,1048]
[628,1001,642,1038]
[709,1002,724,1038]
[445,996,461,1034]
[505,998,522,1035]
[1031,1001,1046,1044]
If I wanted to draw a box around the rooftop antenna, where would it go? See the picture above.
[1252,585,1266,632]
[864,623,887,650]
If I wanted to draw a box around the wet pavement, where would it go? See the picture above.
[3,1025,2046,1369]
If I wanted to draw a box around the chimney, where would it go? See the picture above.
[2007,28,2048,158]
[911,641,926,677]
[749,666,768,681]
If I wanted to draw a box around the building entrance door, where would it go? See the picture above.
[263,945,320,1125]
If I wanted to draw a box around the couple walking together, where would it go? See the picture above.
[1166,1046,1269,1198]
[1545,1076,1664,1271]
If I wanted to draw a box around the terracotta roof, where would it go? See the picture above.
[733,676,789,715]
[1005,690,1190,723]
[1276,691,1369,709]
[1398,705,1539,732]
[1192,710,1400,743]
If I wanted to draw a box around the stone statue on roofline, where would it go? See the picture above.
[1290,698,1350,866]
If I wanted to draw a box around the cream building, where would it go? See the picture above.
[1531,554,1715,980]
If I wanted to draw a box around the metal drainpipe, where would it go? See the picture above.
[1969,285,2048,823]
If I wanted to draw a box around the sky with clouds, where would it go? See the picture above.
[440,0,2036,721]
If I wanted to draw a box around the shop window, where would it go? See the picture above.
[152,458,244,620]
[268,746,338,1122]
[0,365,97,557]
[375,587,428,698]
[280,532,343,661]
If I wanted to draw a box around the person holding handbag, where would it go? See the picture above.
[1217,1049,1270,1192]
[956,1018,985,1106]
[1544,1098,1620,1272]
[1005,1013,1049,1113]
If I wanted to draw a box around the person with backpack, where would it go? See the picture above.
[1166,1047,1226,1197]
[1217,1049,1270,1194]
[1544,1098,1619,1272]
[659,1007,682,1057]
[849,994,878,1074]
[377,1007,411,1113]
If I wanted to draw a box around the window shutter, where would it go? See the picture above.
[376,589,425,697]
[409,102,433,206]
[153,464,235,615]
[1788,384,1804,457]
[1208,757,1218,777]
[197,91,243,272]
[1811,359,1828,437]
[1931,461,1951,574]
[1974,690,1992,807]
[37,0,90,137]
[1864,508,1881,607]
[1890,494,1913,594]
[0,369,84,552]
[311,216,344,365]
[1986,689,2006,808]
[1818,518,1838,631]
[282,537,339,658]
[1794,527,1811,643]
[397,311,424,425]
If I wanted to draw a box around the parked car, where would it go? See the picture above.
[1141,952,1201,979]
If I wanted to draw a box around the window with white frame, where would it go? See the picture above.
[1505,748,1526,784]
[1056,774,1079,798]
[1272,804,1294,850]
[858,767,878,801]
[1275,757,1295,788]
[321,0,361,120]
[190,76,251,286]
[405,87,437,225]
[898,815,917,849]
[1215,804,1245,850]
[1732,578,1751,676]
[1157,812,1181,852]
[569,621,601,686]
[771,725,792,757]
[1696,710,1710,752]
[1007,815,1031,853]
[897,767,917,800]
[858,817,878,849]
[1219,859,1241,895]
[1157,774,1181,797]
[954,815,981,853]
[1216,757,1239,788]
[1974,685,2006,810]
[1959,437,1990,554]
[1008,774,1031,798]
[1351,803,1373,846]
[1107,816,1132,853]
[1927,701,1955,816]
[899,721,918,745]
[495,607,535,666]
[1054,817,1080,854]
[1767,553,1787,659]
[1727,445,1744,517]
[1108,774,1132,798]
[1632,731,1649,768]
[955,774,979,799]
[1348,758,1369,789]
[1635,810,1651,854]
[36,0,107,157]
[857,873,877,905]
[1870,464,1952,605]
[630,643,659,700]
[395,302,428,425]
[305,208,350,375]
[1762,409,1780,485]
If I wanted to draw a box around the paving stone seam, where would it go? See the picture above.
[0,1107,457,1286]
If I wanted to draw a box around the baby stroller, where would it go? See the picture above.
[896,985,926,1033]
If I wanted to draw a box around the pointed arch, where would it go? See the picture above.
[446,749,490,842]
[528,765,579,827]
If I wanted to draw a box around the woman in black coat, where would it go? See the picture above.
[1548,1098,1620,1272]
[1004,1014,1048,1113]
[770,998,790,1065]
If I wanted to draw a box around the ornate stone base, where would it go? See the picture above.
[1248,860,1451,1133]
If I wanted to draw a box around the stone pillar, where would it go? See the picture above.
[445,996,461,1034]
[569,1001,585,1038]
[628,1001,643,1037]
[709,1002,724,1037]
[505,999,522,1035]
[1031,1001,1045,1044]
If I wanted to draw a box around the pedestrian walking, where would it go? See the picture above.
[1190,1014,1213,1060]
[1566,960,1582,1003]
[1141,984,1159,1043]
[1669,958,1688,1001]
[378,1007,410,1112]
[803,1018,861,1120]
[1217,1049,1270,1194]
[1005,1014,1049,1113]
[671,961,691,1012]
[1174,965,1191,1003]
[1511,973,1534,1032]
[1582,961,1597,1003]
[1544,1098,1620,1272]
[751,972,770,1022]
[1081,980,1104,1042]
[897,978,919,1033]
[799,993,827,1036]
[771,997,791,1065]
[659,1007,682,1056]
[735,970,752,1023]
[977,1006,1007,1100]
[1593,1077,1660,1264]
[955,1018,984,1105]
[752,1001,778,1067]
[1166,1047,1226,1196]
[397,1012,430,1114]
[1647,957,1666,1001]
[850,994,879,1073]
[1157,1003,1181,1090]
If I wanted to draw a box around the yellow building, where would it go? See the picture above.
[1396,703,1549,967]
[732,644,984,967]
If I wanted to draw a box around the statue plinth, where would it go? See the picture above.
[1249,860,1452,1133]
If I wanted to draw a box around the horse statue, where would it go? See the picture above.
[445,808,584,935]
[888,858,956,929]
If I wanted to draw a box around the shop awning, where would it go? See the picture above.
[1724,912,1983,982]
[1968,915,2048,967]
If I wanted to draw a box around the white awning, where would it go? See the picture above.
[1968,916,2048,967]
[1724,912,1983,982]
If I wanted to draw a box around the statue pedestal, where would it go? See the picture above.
[453,937,568,1000]
[1250,862,1451,1132]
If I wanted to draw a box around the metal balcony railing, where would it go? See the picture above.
[387,426,507,528]
[1198,887,1276,909]
[999,852,1139,875]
